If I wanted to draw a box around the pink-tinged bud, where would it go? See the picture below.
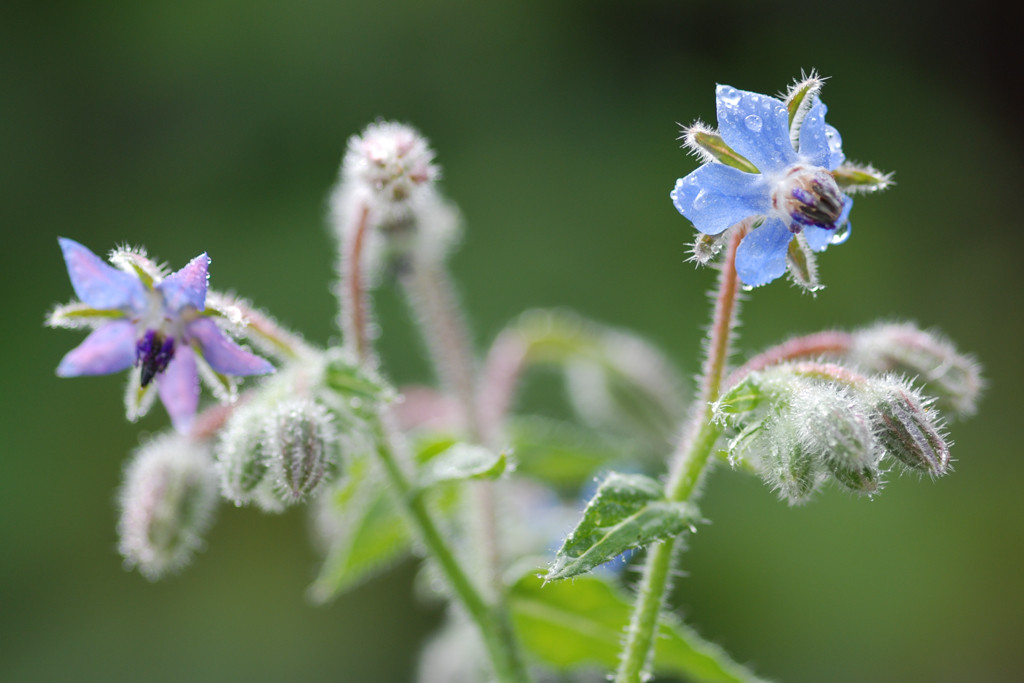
[871,380,951,476]
[117,435,218,580]
[342,121,439,205]
[851,323,983,418]
[265,399,337,504]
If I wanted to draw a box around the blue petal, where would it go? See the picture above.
[716,85,797,174]
[735,218,793,286]
[798,100,845,170]
[59,238,146,311]
[803,225,832,252]
[798,100,831,167]
[671,164,769,236]
[186,317,274,376]
[56,320,137,376]
[158,253,210,312]
[159,345,199,433]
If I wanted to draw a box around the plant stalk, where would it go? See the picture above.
[615,225,746,683]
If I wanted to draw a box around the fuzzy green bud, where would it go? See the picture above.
[792,384,882,495]
[215,403,271,506]
[265,399,337,504]
[117,434,218,580]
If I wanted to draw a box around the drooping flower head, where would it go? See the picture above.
[48,238,274,433]
[672,73,891,288]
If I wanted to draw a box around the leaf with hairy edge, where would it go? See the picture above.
[509,572,769,682]
[308,458,412,603]
[546,472,698,581]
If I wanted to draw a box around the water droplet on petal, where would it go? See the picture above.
[744,115,763,133]
[718,87,741,106]
[830,222,852,244]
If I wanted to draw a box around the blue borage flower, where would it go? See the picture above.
[49,238,274,433]
[672,74,891,287]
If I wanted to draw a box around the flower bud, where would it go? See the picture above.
[792,384,882,495]
[265,399,337,504]
[117,434,218,580]
[731,416,824,505]
[850,323,983,418]
[870,379,951,476]
[215,402,271,506]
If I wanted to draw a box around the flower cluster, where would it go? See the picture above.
[48,238,274,433]
[672,74,891,287]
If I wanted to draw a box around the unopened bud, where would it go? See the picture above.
[792,384,882,495]
[215,403,271,506]
[117,434,218,580]
[850,323,983,418]
[735,416,824,505]
[871,379,951,476]
[265,399,337,504]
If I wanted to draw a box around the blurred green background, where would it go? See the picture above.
[3,1,1021,681]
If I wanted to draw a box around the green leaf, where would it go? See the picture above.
[417,443,508,489]
[547,472,698,581]
[308,458,413,602]
[509,572,768,682]
[506,416,623,491]
[689,130,759,174]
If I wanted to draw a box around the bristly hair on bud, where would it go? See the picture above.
[117,434,219,580]
[868,376,952,476]
[791,383,883,495]
[215,402,271,506]
[264,399,338,504]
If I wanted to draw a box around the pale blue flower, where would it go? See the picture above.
[672,83,853,286]
[51,238,274,432]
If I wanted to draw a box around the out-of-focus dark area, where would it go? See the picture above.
[2,1,1021,681]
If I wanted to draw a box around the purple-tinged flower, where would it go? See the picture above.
[672,74,891,287]
[49,238,274,433]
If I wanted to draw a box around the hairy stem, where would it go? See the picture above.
[343,224,531,683]
[616,225,745,683]
[401,257,507,598]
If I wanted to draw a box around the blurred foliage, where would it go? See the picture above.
[2,1,1021,681]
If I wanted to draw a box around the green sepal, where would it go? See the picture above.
[714,377,768,420]
[509,571,768,682]
[831,162,893,194]
[786,234,821,293]
[546,472,698,581]
[417,443,508,490]
[308,457,413,603]
[46,301,125,328]
[689,130,759,174]
[324,353,390,405]
[784,74,823,147]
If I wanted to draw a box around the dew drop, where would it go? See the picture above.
[744,114,763,133]
[830,222,852,245]
[718,86,741,106]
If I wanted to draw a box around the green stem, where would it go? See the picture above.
[339,207,531,682]
[615,225,746,683]
[369,413,531,683]
[401,257,506,599]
